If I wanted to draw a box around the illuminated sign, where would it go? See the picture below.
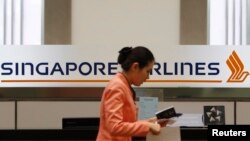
[0,45,250,87]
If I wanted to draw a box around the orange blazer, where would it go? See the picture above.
[96,73,150,141]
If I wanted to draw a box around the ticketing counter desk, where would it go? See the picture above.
[0,127,207,141]
[1,98,246,141]
[0,117,207,140]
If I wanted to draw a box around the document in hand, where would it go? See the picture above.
[155,106,179,119]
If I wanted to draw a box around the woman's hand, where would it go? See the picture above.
[157,118,169,127]
[146,117,157,123]
[148,123,161,135]
[146,117,169,127]
[146,117,169,135]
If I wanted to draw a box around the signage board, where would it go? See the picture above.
[0,45,250,87]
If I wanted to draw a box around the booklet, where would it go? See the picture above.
[155,106,181,119]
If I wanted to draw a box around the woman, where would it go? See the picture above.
[96,46,166,141]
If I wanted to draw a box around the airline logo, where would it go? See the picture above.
[226,51,249,82]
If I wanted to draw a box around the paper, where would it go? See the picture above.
[138,97,158,120]
[168,113,204,127]
[146,127,181,141]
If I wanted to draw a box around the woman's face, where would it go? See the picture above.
[132,61,154,86]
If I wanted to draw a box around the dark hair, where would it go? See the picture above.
[118,46,155,71]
